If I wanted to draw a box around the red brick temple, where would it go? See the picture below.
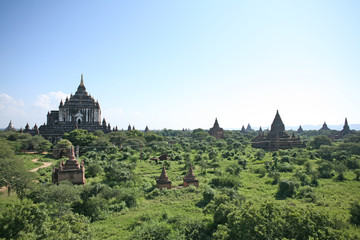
[156,166,172,189]
[52,147,85,185]
[251,110,305,151]
[183,164,199,187]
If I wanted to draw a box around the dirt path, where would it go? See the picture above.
[0,158,53,193]
[29,158,52,172]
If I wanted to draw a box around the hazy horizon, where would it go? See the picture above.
[1,1,359,130]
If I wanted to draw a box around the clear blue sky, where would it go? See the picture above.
[1,1,359,130]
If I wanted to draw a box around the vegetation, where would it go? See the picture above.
[1,130,360,239]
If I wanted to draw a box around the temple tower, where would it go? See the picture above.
[183,164,199,187]
[319,122,330,131]
[252,110,304,150]
[52,147,85,185]
[156,166,172,189]
[209,118,224,139]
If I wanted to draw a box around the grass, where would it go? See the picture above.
[4,146,360,238]
[92,147,360,238]
[92,188,208,239]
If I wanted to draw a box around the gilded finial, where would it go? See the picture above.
[80,74,84,86]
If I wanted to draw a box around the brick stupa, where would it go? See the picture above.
[52,147,85,185]
[209,118,224,139]
[156,166,172,189]
[183,164,199,187]
[319,122,330,131]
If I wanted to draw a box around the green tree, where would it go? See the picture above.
[108,131,128,146]
[309,135,332,149]
[192,129,209,140]
[276,179,299,199]
[0,199,92,239]
[145,132,163,143]
[225,202,345,240]
[350,201,360,226]
[63,129,97,147]
[0,142,34,198]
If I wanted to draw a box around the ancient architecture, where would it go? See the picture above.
[297,125,304,133]
[183,164,199,187]
[156,166,172,189]
[335,118,353,139]
[4,121,16,131]
[22,123,39,135]
[145,126,149,132]
[240,125,246,134]
[319,122,330,131]
[209,118,224,139]
[251,110,304,151]
[28,74,111,142]
[246,123,253,131]
[52,147,85,185]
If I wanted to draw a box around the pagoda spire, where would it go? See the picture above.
[80,74,84,86]
[270,110,285,133]
[214,118,219,128]
[76,74,86,93]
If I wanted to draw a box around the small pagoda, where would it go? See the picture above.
[209,118,224,139]
[251,110,304,151]
[240,125,246,134]
[246,123,253,131]
[52,147,85,185]
[297,125,303,133]
[156,166,172,189]
[4,120,16,131]
[183,164,199,187]
[319,122,330,131]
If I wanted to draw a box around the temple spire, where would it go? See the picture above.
[270,110,285,133]
[214,118,219,128]
[80,74,84,86]
[76,74,86,94]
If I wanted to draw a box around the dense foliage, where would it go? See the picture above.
[1,130,360,239]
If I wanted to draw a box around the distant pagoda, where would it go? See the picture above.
[319,122,330,131]
[297,125,304,133]
[209,118,224,139]
[183,164,199,187]
[251,110,304,151]
[4,120,16,131]
[246,123,253,131]
[240,125,246,134]
[335,118,353,139]
[156,166,172,189]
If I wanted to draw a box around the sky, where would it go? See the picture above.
[1,1,359,130]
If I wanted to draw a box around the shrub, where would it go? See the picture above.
[226,163,241,176]
[280,155,291,163]
[318,162,334,179]
[276,179,299,199]
[254,167,266,177]
[296,186,316,202]
[350,201,360,226]
[277,163,294,173]
[210,176,241,189]
[268,171,280,185]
